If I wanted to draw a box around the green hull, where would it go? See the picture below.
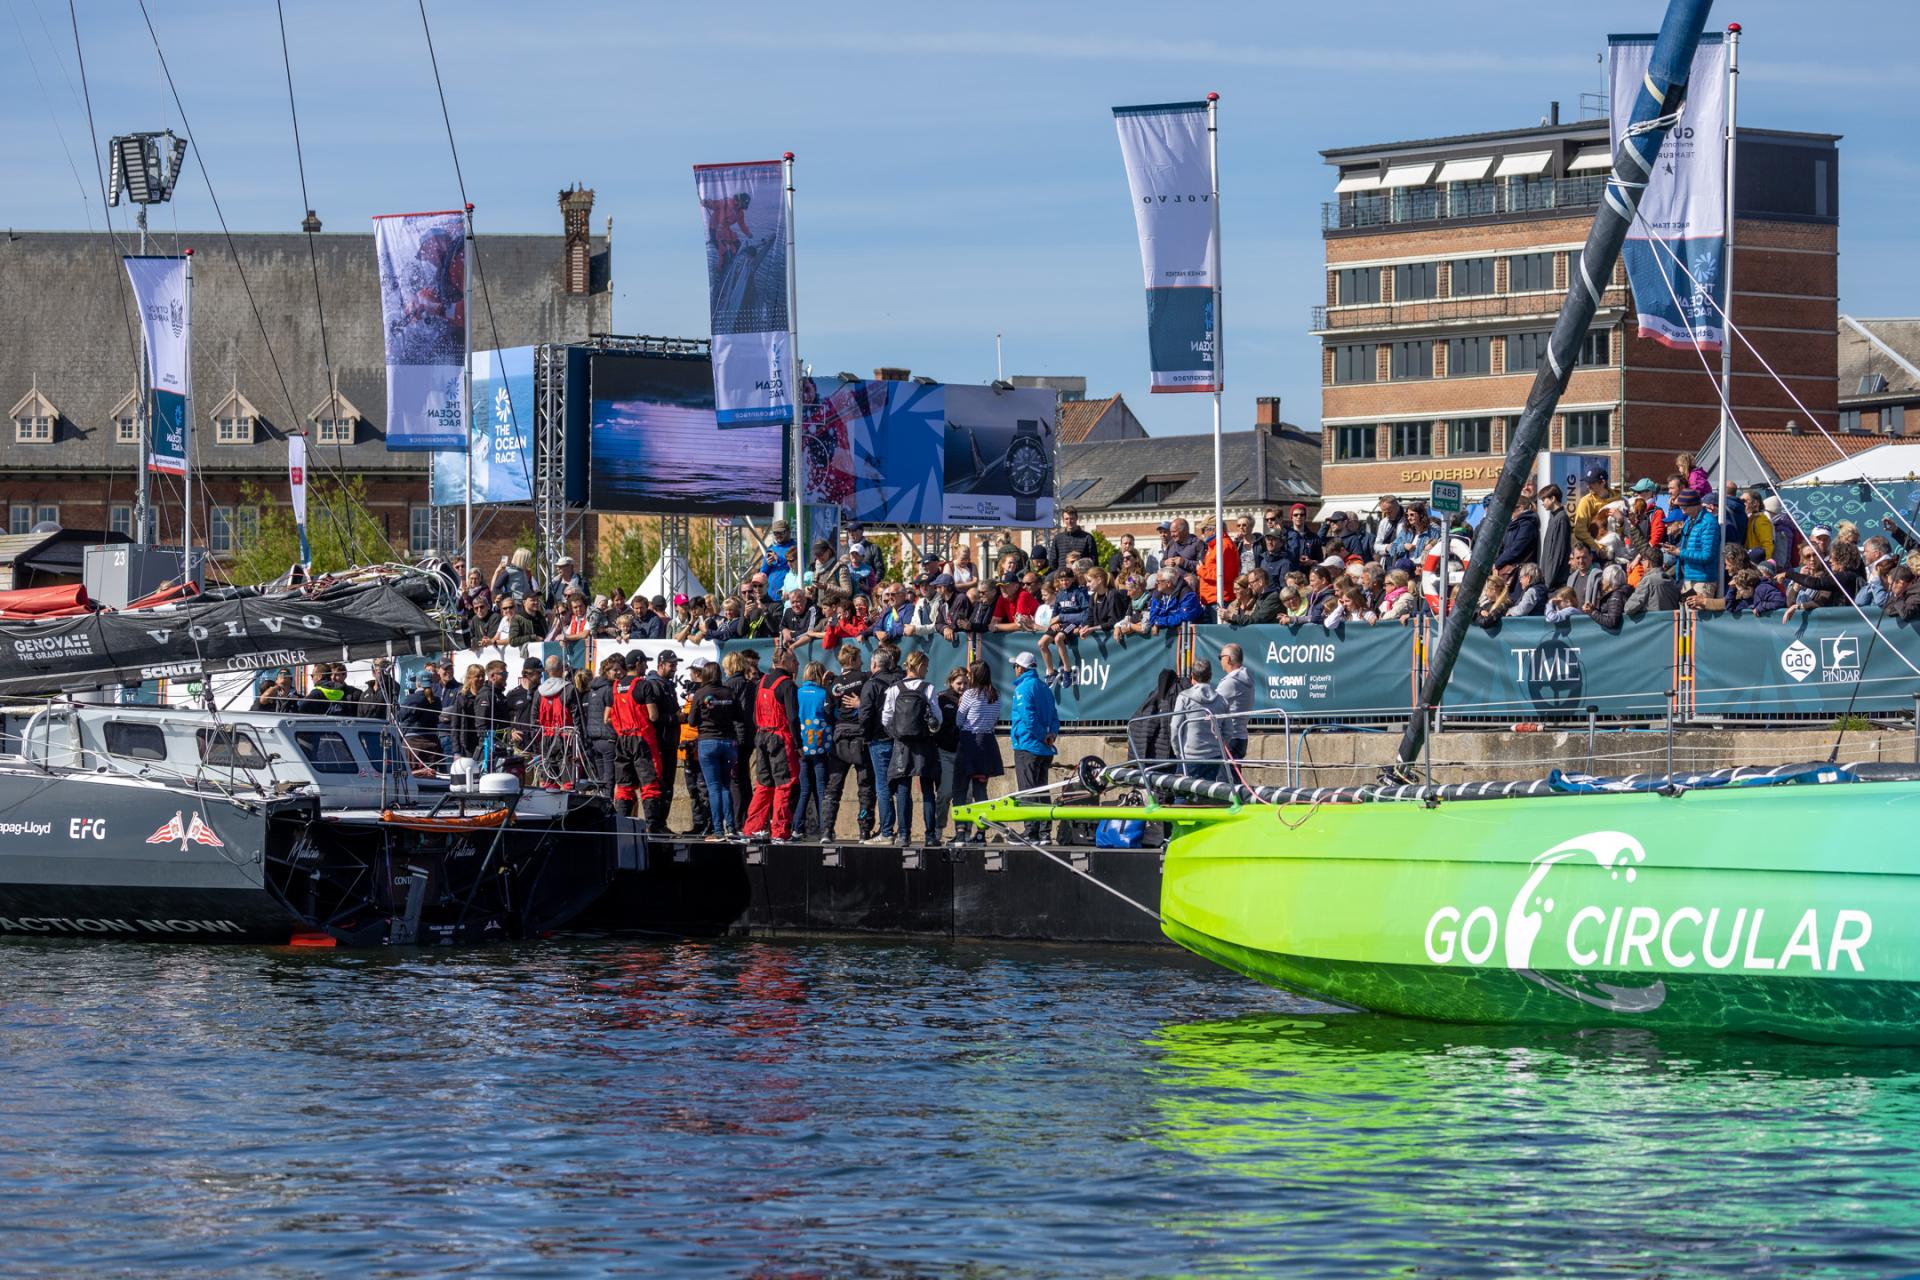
[1157,780,1920,1044]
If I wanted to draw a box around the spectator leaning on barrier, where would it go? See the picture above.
[1008,651,1059,841]
[1215,644,1253,762]
[1674,489,1723,598]
[1196,518,1238,619]
[1144,568,1204,634]
[1587,564,1629,630]
[1171,657,1228,783]
[1625,547,1679,618]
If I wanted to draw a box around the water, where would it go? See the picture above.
[3,936,1918,1278]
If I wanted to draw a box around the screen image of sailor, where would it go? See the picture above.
[941,383,1057,526]
[587,352,783,515]
[699,164,787,337]
[377,212,466,367]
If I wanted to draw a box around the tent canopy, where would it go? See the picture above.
[633,552,710,605]
[1781,442,1920,487]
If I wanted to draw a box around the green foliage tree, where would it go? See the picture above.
[224,478,399,586]
[594,521,657,603]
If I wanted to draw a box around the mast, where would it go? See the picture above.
[1716,21,1740,588]
[784,152,805,571]
[1394,0,1718,769]
[135,212,150,548]
[462,203,475,578]
[1207,91,1225,551]
[182,249,194,579]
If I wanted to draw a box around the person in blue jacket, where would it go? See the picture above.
[1674,489,1723,597]
[1145,569,1203,634]
[1008,651,1059,840]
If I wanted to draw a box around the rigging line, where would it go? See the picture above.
[133,0,373,567]
[64,0,141,392]
[414,0,537,505]
[1633,218,1920,552]
[1632,214,1920,681]
[7,0,92,217]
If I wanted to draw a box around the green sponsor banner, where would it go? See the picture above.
[1192,622,1417,719]
[149,388,188,476]
[1442,613,1674,718]
[976,630,1177,722]
[1695,612,1920,715]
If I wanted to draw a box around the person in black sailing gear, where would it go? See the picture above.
[584,653,624,797]
[724,649,761,834]
[639,651,682,833]
[822,643,875,841]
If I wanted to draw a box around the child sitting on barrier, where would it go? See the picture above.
[1543,586,1579,624]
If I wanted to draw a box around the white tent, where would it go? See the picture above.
[1700,418,1777,492]
[1781,442,1920,487]
[633,551,709,605]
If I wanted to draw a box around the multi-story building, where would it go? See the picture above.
[1313,114,1839,513]
[0,186,610,569]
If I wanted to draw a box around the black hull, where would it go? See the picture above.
[566,820,752,938]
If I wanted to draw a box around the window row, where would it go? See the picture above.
[1328,327,1610,384]
[10,389,364,446]
[1330,412,1608,460]
[1838,405,1908,436]
[1330,251,1561,306]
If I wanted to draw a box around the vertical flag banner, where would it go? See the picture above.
[432,346,536,506]
[1113,102,1218,393]
[693,161,792,426]
[123,255,191,475]
[374,210,468,449]
[1609,33,1729,349]
[287,433,311,568]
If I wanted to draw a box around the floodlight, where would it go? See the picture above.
[837,371,860,383]
[991,379,1015,392]
[912,375,937,386]
[105,131,186,207]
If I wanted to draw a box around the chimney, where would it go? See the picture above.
[874,366,910,382]
[1550,100,1560,126]
[1785,419,1802,436]
[559,184,595,297]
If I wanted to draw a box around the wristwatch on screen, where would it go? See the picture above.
[1006,418,1050,523]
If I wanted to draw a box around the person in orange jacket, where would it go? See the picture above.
[1197,517,1240,617]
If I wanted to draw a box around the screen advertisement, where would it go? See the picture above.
[587,352,784,515]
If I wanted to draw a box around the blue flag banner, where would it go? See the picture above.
[1113,101,1218,394]
[694,160,792,427]
[432,346,535,506]
[1609,34,1728,350]
[374,210,468,450]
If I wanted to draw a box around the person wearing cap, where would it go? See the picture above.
[1328,511,1370,561]
[1281,503,1322,571]
[1007,650,1058,841]
[1673,488,1723,597]
[544,554,589,611]
[1046,505,1098,574]
[637,650,682,832]
[845,522,884,579]
[841,544,878,598]
[1572,466,1613,559]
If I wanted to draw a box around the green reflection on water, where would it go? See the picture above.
[1141,1013,1920,1278]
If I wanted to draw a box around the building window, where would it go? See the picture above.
[1334,425,1374,461]
[1447,336,1490,377]
[1335,268,1379,305]
[1448,418,1493,455]
[316,417,354,446]
[1390,422,1433,458]
[36,505,56,527]
[1507,330,1553,373]
[110,504,133,538]
[1448,181,1497,218]
[236,506,259,546]
[116,412,140,444]
[409,506,433,555]
[8,506,32,534]
[1884,406,1907,436]
[1389,340,1432,381]
[209,506,233,556]
[1393,262,1439,301]
[1119,477,1194,506]
[1509,175,1555,213]
[1839,408,1864,433]
[1451,257,1495,297]
[1565,412,1611,449]
[15,414,53,443]
[1332,343,1377,385]
[1392,186,1439,223]
[1575,328,1611,367]
[216,415,254,446]
[1509,252,1555,292]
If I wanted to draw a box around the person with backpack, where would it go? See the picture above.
[792,661,832,839]
[873,650,942,844]
[857,648,904,841]
[741,648,801,841]
[688,659,742,839]
[822,643,876,841]
[953,661,1003,843]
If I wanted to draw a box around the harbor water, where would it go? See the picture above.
[2,936,1917,1277]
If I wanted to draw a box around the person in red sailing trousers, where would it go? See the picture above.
[741,647,801,841]
[607,657,664,820]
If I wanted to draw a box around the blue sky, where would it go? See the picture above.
[4,0,1914,436]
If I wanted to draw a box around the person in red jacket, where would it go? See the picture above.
[1196,517,1239,616]
[607,664,662,819]
[742,647,801,840]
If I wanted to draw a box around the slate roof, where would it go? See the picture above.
[1838,318,1920,404]
[0,229,610,475]
[1057,424,1322,510]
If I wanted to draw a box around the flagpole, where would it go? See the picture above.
[1207,91,1224,548]
[784,151,805,572]
[462,203,475,579]
[182,249,194,581]
[1718,23,1740,587]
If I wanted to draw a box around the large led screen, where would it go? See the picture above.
[588,352,784,515]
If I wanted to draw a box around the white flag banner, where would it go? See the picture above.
[1609,34,1729,349]
[288,433,310,567]
[123,255,191,475]
[373,210,469,450]
[1113,101,1217,393]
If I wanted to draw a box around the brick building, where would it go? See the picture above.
[1313,116,1839,514]
[0,187,610,572]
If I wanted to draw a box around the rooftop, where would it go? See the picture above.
[1057,423,1321,511]
[1838,317,1920,404]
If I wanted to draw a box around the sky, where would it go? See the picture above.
[4,0,1916,437]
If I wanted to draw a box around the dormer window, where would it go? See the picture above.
[307,386,364,447]
[208,387,261,447]
[9,388,59,444]
[110,389,141,445]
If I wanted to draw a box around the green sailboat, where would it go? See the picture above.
[957,0,1920,1044]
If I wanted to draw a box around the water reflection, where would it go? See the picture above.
[1145,1013,1920,1277]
